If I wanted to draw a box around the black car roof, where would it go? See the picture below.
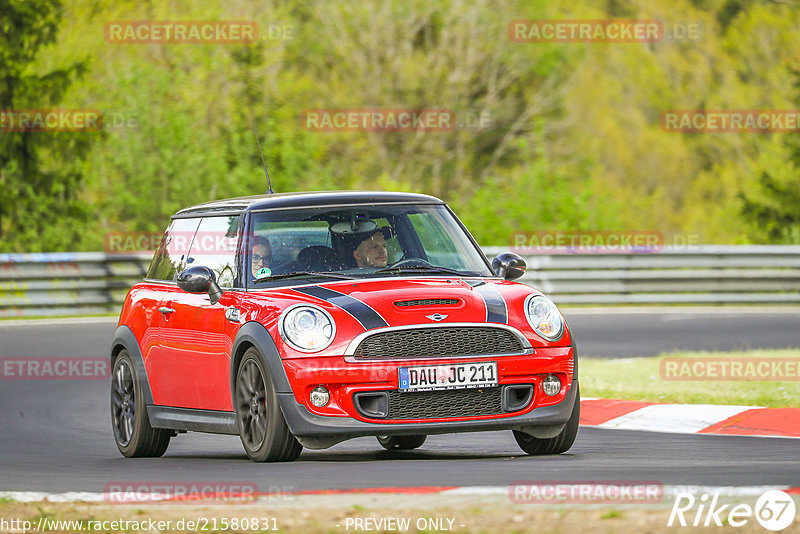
[173,190,445,217]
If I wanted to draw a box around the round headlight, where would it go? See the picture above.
[279,305,335,352]
[524,295,564,342]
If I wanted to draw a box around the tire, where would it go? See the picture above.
[377,434,427,450]
[110,350,171,458]
[235,348,302,462]
[513,385,580,455]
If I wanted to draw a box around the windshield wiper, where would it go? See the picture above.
[373,265,472,277]
[253,271,354,284]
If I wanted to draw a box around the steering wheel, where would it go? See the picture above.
[387,257,433,269]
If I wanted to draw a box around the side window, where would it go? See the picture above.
[147,218,201,281]
[185,216,240,288]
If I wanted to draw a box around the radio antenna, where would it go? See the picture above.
[252,119,274,194]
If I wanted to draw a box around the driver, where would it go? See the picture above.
[352,229,388,268]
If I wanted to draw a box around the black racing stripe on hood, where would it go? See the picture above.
[292,286,389,330]
[473,283,507,324]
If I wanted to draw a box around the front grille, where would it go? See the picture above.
[353,327,525,359]
[387,387,503,419]
[394,298,460,307]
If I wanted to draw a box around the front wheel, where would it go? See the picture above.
[235,348,302,462]
[377,434,427,450]
[110,350,171,457]
[513,385,580,455]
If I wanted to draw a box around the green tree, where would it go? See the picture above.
[740,61,800,244]
[0,0,94,251]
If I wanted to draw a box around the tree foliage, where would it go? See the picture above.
[2,0,800,251]
[0,0,93,251]
[740,62,800,243]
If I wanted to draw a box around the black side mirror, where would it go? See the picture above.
[177,266,223,305]
[492,252,526,281]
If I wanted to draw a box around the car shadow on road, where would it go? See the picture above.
[152,450,578,463]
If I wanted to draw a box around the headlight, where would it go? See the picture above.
[279,305,335,352]
[524,295,564,341]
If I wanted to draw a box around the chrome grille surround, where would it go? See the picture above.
[343,323,532,361]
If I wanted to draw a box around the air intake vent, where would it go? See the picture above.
[387,387,504,419]
[394,298,460,307]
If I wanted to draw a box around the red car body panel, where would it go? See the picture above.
[119,277,574,421]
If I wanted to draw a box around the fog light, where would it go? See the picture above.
[542,375,561,396]
[310,386,330,407]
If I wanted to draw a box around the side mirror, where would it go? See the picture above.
[492,252,526,281]
[177,266,223,305]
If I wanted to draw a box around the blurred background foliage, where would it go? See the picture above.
[1,0,799,252]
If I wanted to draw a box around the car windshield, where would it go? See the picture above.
[246,203,492,286]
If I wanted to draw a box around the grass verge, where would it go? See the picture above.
[581,349,800,407]
[1,495,793,534]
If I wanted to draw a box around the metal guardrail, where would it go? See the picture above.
[483,245,800,305]
[0,253,151,317]
[1,247,799,317]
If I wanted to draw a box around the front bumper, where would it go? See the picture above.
[276,371,578,449]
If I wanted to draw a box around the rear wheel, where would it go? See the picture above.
[377,434,427,450]
[513,385,580,455]
[110,350,170,457]
[235,348,302,462]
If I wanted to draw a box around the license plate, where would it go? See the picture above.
[398,362,498,392]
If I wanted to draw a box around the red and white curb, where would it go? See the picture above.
[580,398,800,438]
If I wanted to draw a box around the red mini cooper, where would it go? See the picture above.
[110,191,579,462]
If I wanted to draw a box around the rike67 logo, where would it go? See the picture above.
[668,490,796,531]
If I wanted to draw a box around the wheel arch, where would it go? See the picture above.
[230,321,292,411]
[109,325,154,405]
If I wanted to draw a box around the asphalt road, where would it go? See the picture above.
[1,309,797,358]
[0,311,798,493]
[565,308,800,357]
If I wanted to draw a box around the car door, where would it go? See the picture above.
[142,217,201,406]
[155,215,243,411]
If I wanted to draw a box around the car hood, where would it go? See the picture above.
[254,276,571,347]
[311,277,530,326]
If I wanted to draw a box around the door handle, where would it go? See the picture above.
[158,306,175,314]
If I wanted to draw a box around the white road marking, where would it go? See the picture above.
[597,404,757,434]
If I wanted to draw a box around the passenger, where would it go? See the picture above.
[249,236,272,278]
